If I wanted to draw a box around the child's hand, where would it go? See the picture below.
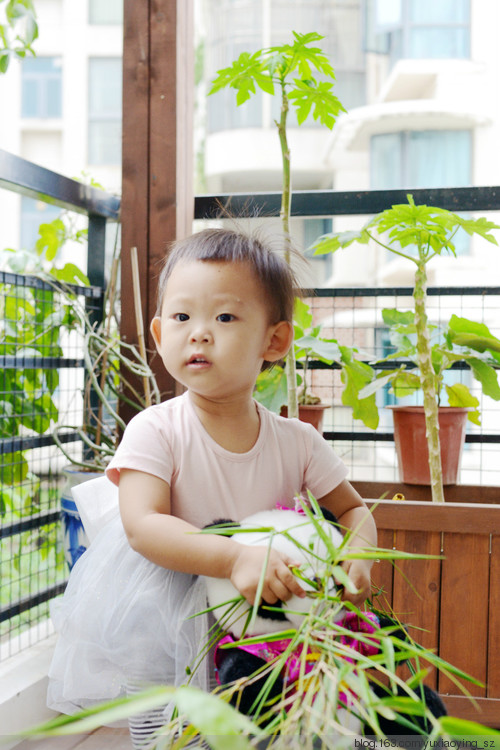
[340,559,372,608]
[230,545,306,606]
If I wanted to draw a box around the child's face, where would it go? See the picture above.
[151,260,292,404]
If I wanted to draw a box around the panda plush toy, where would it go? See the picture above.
[204,500,447,740]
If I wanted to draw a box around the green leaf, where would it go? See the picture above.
[0,52,10,72]
[51,262,90,285]
[340,347,379,429]
[331,564,358,594]
[359,368,422,401]
[288,78,345,128]
[293,297,312,330]
[451,333,500,352]
[294,333,341,363]
[269,31,336,81]
[438,715,500,737]
[375,695,427,717]
[382,308,415,329]
[390,369,421,398]
[21,687,176,736]
[21,392,57,433]
[209,51,272,106]
[0,452,29,485]
[23,14,38,46]
[35,219,65,260]
[468,358,500,401]
[448,314,500,354]
[454,214,499,245]
[253,366,288,413]
[445,383,480,424]
[175,686,259,749]
[312,228,370,255]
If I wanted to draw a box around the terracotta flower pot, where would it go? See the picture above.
[280,403,329,433]
[389,406,469,485]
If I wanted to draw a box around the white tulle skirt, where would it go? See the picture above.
[47,512,209,716]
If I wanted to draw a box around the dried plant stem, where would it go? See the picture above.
[131,246,152,407]
[94,254,119,451]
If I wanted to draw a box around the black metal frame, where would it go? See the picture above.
[195,185,500,219]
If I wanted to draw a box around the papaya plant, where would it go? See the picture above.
[314,195,500,502]
[209,31,345,418]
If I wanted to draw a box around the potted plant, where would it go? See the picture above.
[314,195,500,501]
[52,254,160,474]
[209,31,345,420]
[365,307,500,487]
[51,246,160,567]
[12,210,160,567]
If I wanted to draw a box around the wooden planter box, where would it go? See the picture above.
[366,498,500,728]
[354,481,500,504]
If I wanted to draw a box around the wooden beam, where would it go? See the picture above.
[441,695,500,727]
[353,480,500,504]
[366,499,500,535]
[121,0,194,417]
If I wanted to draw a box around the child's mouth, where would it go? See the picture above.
[187,355,211,368]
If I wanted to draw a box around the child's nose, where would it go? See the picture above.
[189,326,212,343]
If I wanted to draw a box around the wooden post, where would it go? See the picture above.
[121,0,194,420]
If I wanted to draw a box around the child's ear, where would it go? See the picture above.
[150,317,162,351]
[264,321,294,363]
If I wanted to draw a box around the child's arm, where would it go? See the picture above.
[118,467,306,606]
[318,479,377,607]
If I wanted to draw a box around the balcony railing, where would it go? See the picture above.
[1,147,500,656]
[0,150,119,658]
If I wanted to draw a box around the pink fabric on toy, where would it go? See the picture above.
[214,611,380,691]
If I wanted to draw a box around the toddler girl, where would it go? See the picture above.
[48,227,377,747]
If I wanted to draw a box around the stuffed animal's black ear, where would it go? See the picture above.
[203,519,240,536]
[377,614,410,645]
[318,506,341,531]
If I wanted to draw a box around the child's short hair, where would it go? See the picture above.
[155,227,298,326]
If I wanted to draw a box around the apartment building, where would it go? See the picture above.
[201,0,500,288]
[0,0,122,263]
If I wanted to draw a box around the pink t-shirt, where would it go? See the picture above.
[106,392,348,528]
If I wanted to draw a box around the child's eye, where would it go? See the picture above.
[216,313,235,323]
[173,313,189,322]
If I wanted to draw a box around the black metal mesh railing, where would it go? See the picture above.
[0,271,104,656]
[0,150,118,658]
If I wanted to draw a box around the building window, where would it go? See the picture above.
[21,57,62,118]
[88,58,122,165]
[366,0,470,66]
[371,129,472,254]
[371,130,471,190]
[205,0,365,133]
[20,197,61,250]
[89,0,123,24]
